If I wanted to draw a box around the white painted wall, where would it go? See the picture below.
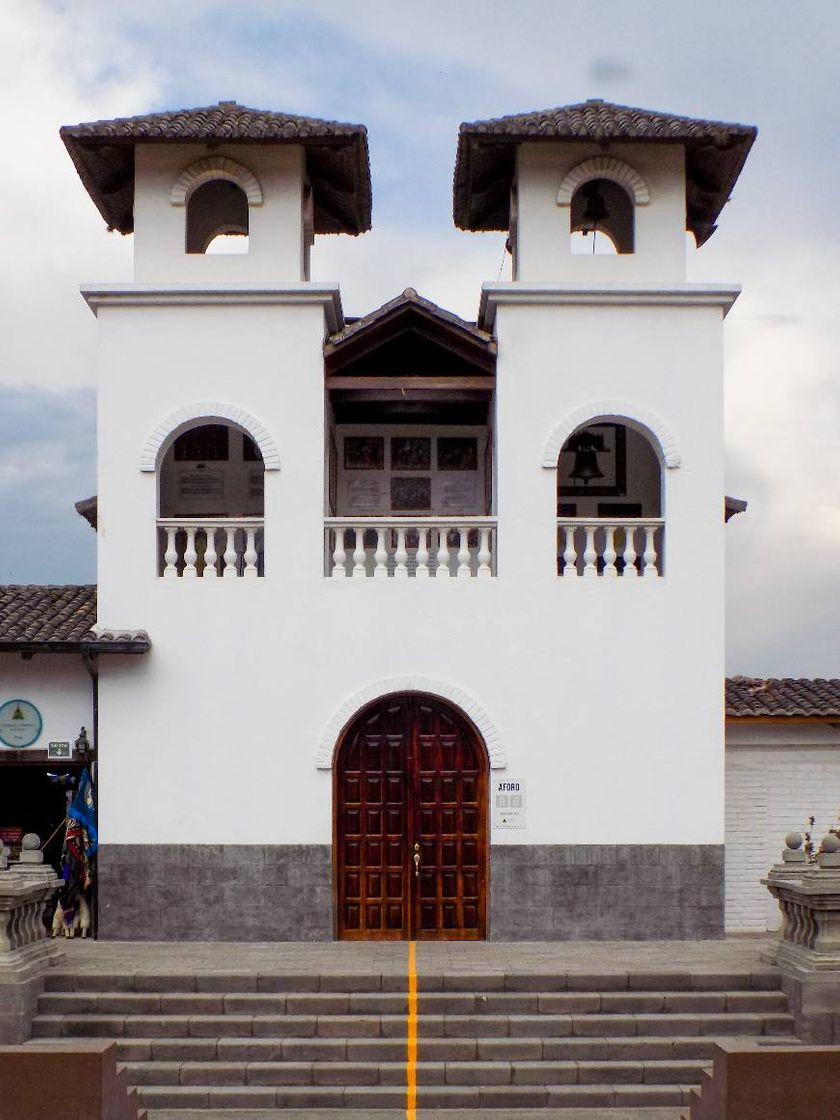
[514,142,687,284]
[133,144,306,284]
[0,654,91,754]
[725,722,840,932]
[89,277,731,851]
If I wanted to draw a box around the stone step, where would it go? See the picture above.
[36,988,789,1017]
[42,968,782,996]
[111,1034,730,1063]
[30,1008,795,1041]
[122,1057,709,1087]
[146,1110,684,1120]
[136,1082,696,1108]
[43,971,408,994]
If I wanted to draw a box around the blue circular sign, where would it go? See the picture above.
[0,699,43,748]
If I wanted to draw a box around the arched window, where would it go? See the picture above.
[556,421,663,577]
[569,178,634,255]
[157,420,265,577]
[185,180,249,255]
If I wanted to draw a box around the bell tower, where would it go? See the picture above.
[453,100,757,938]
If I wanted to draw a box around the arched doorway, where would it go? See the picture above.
[334,693,488,940]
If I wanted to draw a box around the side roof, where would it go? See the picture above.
[61,101,371,236]
[726,677,840,719]
[0,586,149,654]
[454,99,757,246]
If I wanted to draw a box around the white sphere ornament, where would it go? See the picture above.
[784,832,803,850]
[21,833,41,851]
[821,834,840,854]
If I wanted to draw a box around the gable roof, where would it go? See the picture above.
[325,288,496,377]
[726,677,840,719]
[454,99,757,246]
[0,586,149,653]
[61,101,371,236]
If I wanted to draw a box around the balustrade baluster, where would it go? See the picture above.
[416,528,430,577]
[622,524,638,578]
[561,524,578,577]
[352,526,366,577]
[243,529,258,577]
[436,527,450,578]
[394,528,409,579]
[477,527,492,578]
[643,525,659,578]
[183,528,198,578]
[331,528,347,578]
[602,525,617,577]
[163,527,179,578]
[373,528,388,578]
[582,525,598,578]
[221,527,238,578]
[203,526,218,578]
[456,527,471,578]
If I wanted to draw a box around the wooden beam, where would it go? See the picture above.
[326,376,494,391]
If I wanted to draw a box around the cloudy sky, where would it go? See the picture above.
[2,0,839,676]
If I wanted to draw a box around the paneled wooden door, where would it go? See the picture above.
[335,693,488,940]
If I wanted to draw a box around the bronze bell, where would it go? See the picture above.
[568,430,608,485]
[581,180,610,232]
[570,448,605,485]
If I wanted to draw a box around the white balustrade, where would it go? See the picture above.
[158,518,264,578]
[557,518,664,578]
[325,518,497,579]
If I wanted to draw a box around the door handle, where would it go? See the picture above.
[413,842,420,878]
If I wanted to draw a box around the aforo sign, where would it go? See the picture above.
[493,778,526,829]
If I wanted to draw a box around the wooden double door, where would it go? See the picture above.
[335,694,488,940]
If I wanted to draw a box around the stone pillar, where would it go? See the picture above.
[764,831,840,1043]
[0,870,63,1044]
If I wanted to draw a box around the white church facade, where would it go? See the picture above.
[3,98,835,942]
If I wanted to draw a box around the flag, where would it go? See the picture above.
[67,768,98,857]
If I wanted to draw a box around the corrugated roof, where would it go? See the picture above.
[60,101,371,236]
[726,677,840,719]
[454,98,757,245]
[0,586,149,652]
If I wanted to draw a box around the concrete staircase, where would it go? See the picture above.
[27,965,795,1117]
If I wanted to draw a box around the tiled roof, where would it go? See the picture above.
[454,99,757,245]
[726,678,840,719]
[327,288,494,348]
[0,586,149,651]
[61,101,371,236]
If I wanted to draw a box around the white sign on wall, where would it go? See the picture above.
[493,778,526,829]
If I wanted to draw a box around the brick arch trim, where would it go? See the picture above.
[541,400,681,469]
[170,156,263,207]
[557,156,650,207]
[316,676,506,770]
[139,401,281,472]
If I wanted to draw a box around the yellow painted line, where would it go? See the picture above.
[406,939,418,1119]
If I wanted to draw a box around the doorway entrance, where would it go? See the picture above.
[334,693,488,940]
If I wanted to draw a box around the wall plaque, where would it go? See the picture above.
[0,699,43,748]
[492,778,526,829]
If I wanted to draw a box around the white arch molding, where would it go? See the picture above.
[316,676,507,770]
[170,156,263,207]
[139,401,281,472]
[541,400,682,470]
[557,156,650,207]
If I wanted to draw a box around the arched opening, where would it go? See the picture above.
[557,420,663,576]
[157,420,265,577]
[186,180,249,254]
[334,692,488,940]
[570,178,634,254]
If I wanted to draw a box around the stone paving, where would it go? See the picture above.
[57,936,775,976]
